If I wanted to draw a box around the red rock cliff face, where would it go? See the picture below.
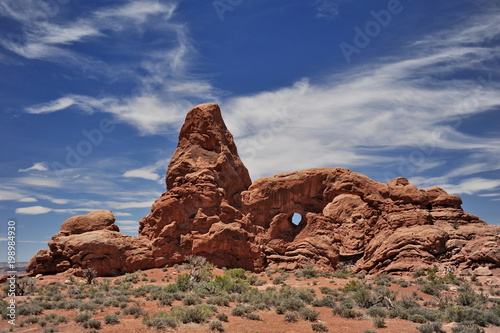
[27,103,500,276]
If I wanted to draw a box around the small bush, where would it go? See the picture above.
[78,301,100,312]
[122,305,144,317]
[144,315,178,330]
[420,282,447,296]
[44,313,68,325]
[333,304,361,318]
[312,296,336,308]
[311,323,329,332]
[82,319,101,329]
[104,314,120,325]
[368,307,387,318]
[273,275,287,285]
[246,313,262,321]
[209,320,224,332]
[231,304,253,317]
[319,287,337,296]
[284,311,299,322]
[18,304,44,316]
[42,328,58,333]
[74,312,92,323]
[373,316,385,328]
[216,312,228,322]
[183,294,203,306]
[280,297,306,311]
[300,265,318,279]
[409,314,428,323]
[418,322,444,333]
[83,268,98,285]
[300,307,320,321]
[207,295,230,307]
[373,273,393,286]
[451,324,485,333]
[171,304,213,324]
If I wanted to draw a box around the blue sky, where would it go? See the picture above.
[1,0,499,262]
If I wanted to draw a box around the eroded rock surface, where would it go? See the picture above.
[27,103,500,276]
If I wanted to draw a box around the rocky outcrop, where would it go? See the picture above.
[26,211,155,276]
[27,103,500,276]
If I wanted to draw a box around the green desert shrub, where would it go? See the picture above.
[183,294,203,306]
[319,287,337,296]
[333,304,361,318]
[300,307,320,321]
[18,303,44,316]
[74,312,92,323]
[171,304,214,324]
[409,314,428,324]
[444,306,488,326]
[420,282,448,296]
[44,313,68,325]
[455,284,488,307]
[418,322,444,333]
[246,312,262,321]
[104,314,120,325]
[299,265,319,279]
[312,296,336,308]
[122,305,145,317]
[143,312,178,330]
[311,323,329,332]
[209,320,224,332]
[367,307,387,318]
[207,295,231,307]
[216,312,228,322]
[373,273,393,286]
[284,311,299,322]
[451,324,485,333]
[373,316,386,328]
[82,319,101,329]
[231,304,253,317]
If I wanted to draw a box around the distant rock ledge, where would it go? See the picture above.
[26,103,500,277]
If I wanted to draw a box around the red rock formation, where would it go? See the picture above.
[26,211,155,276]
[27,103,500,276]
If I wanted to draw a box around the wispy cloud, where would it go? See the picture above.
[0,0,176,70]
[123,159,168,181]
[18,162,49,173]
[314,0,344,18]
[14,4,500,204]
[20,0,217,135]
[436,178,500,195]
[218,11,500,179]
[115,219,140,233]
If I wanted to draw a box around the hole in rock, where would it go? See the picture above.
[291,213,302,226]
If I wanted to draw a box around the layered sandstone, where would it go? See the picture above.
[26,103,500,276]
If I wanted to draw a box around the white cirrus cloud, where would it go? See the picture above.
[16,206,53,215]
[18,162,49,173]
[437,178,500,195]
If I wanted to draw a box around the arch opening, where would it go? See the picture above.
[291,212,302,226]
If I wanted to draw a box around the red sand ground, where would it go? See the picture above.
[2,267,500,333]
